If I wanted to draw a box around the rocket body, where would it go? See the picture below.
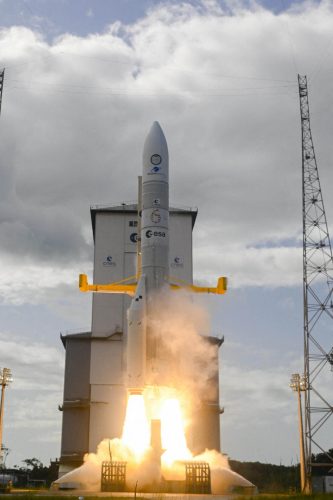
[126,122,169,393]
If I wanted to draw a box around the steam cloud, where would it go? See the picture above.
[54,438,253,493]
[148,288,220,402]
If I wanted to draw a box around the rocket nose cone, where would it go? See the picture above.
[151,121,163,135]
[143,121,169,164]
[142,122,169,180]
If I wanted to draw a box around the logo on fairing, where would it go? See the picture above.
[151,165,160,173]
[151,209,161,223]
[151,154,161,165]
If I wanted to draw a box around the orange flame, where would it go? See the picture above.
[121,394,150,461]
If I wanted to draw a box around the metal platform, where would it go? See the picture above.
[101,461,127,492]
[185,461,211,494]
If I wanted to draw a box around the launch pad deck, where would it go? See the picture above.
[42,493,236,500]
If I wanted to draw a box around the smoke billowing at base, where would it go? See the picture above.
[54,291,254,494]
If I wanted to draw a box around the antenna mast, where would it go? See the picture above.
[298,74,333,490]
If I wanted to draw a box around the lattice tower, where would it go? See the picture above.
[298,74,333,488]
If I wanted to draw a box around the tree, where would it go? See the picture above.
[22,458,43,470]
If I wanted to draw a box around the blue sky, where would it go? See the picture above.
[0,0,332,471]
[0,0,312,39]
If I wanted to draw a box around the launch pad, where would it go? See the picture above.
[101,460,211,494]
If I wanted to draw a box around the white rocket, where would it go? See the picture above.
[79,122,227,395]
[127,121,169,393]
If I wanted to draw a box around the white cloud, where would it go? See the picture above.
[0,254,93,305]
[0,1,332,294]
[195,244,302,287]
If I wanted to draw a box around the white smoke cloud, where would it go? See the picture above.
[148,289,219,402]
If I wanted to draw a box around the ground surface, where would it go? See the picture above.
[1,493,333,500]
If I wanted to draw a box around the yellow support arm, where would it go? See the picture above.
[79,274,227,297]
[170,277,227,295]
[79,274,136,297]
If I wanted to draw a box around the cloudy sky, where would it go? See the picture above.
[0,0,333,468]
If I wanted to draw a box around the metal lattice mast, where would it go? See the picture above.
[0,69,4,116]
[298,74,333,489]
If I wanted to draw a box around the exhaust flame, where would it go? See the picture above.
[161,398,191,465]
[121,394,150,460]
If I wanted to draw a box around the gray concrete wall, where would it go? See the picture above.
[60,336,91,470]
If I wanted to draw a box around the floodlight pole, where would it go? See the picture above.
[290,373,309,493]
[0,368,12,468]
[0,384,5,460]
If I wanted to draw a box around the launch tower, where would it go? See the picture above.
[298,75,333,489]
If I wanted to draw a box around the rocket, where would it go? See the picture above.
[78,121,227,395]
[127,121,169,393]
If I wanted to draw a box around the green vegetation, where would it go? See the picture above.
[230,448,333,494]
[230,459,300,492]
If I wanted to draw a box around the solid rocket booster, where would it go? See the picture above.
[141,121,169,293]
[126,275,147,392]
[127,121,169,392]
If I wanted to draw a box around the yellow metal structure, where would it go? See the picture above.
[79,274,227,296]
[79,274,136,296]
[170,276,227,295]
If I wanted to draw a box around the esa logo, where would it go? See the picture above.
[130,232,138,243]
[146,230,166,238]
[103,255,116,267]
[171,256,184,268]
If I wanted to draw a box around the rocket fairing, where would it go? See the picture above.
[141,121,169,293]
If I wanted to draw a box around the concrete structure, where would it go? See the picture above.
[59,202,222,475]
